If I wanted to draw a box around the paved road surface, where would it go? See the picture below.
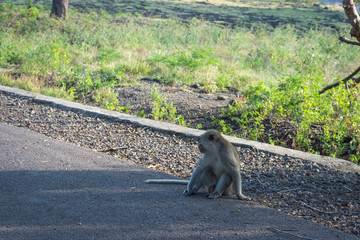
[0,122,358,240]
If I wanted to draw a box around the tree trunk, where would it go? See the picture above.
[319,1,360,94]
[343,0,360,41]
[50,0,68,18]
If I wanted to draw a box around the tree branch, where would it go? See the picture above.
[321,2,360,94]
[319,66,360,94]
[339,36,360,46]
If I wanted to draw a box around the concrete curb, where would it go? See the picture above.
[1,85,360,173]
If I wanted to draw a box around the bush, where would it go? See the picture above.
[149,86,185,125]
[223,74,360,163]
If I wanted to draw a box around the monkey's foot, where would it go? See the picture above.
[207,192,221,199]
[237,194,251,201]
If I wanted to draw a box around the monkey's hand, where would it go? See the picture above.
[183,189,192,196]
[207,192,221,199]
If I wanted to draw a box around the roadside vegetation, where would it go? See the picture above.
[0,1,359,163]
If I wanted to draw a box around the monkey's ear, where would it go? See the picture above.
[208,134,214,141]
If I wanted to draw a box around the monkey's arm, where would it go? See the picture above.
[183,165,204,195]
[144,179,189,184]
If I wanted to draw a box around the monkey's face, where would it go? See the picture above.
[198,143,206,153]
[199,130,220,154]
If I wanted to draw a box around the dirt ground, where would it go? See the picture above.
[87,79,237,129]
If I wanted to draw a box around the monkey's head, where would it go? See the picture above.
[199,130,222,153]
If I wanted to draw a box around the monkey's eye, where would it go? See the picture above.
[208,134,214,141]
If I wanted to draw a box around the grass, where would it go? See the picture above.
[0,1,359,163]
[1,1,355,89]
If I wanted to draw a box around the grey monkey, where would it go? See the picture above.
[183,130,250,200]
[146,130,250,200]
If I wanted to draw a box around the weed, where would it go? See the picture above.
[92,88,119,111]
[176,114,186,126]
[137,110,147,118]
[211,118,233,135]
[149,85,185,125]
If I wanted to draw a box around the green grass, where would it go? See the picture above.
[0,1,359,163]
[1,1,354,91]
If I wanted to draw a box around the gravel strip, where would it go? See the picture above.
[1,91,359,237]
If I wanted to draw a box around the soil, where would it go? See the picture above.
[85,79,237,130]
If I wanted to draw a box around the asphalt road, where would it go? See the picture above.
[0,122,358,240]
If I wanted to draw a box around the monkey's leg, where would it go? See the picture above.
[207,173,232,199]
[232,172,251,200]
[183,165,205,196]
[199,167,217,192]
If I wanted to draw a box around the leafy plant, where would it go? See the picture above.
[149,86,185,125]
[137,110,147,118]
[92,88,119,111]
[221,74,360,162]
[211,118,233,135]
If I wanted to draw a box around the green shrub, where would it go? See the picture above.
[223,74,360,162]
[149,86,185,125]
[92,87,119,111]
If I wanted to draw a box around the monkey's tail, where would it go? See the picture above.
[144,179,189,185]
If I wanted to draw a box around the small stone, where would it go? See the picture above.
[217,95,227,100]
[190,83,200,89]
